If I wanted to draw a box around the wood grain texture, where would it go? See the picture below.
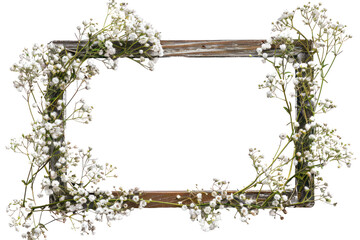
[51,39,306,58]
[112,190,298,208]
[49,39,312,208]
[295,49,315,207]
[46,85,67,207]
[159,40,266,57]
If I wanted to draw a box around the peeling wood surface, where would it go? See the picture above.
[49,39,313,209]
[52,39,306,58]
[112,190,298,208]
[295,51,315,207]
[160,40,266,57]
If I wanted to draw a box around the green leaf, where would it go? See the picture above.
[39,223,48,231]
[26,211,33,220]
[21,178,33,186]
[283,107,290,114]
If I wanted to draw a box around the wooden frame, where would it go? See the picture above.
[50,39,314,209]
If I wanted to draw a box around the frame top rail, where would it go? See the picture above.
[52,39,307,58]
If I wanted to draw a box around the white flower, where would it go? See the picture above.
[50,171,57,179]
[182,205,188,211]
[204,206,212,214]
[300,63,308,68]
[266,73,275,80]
[280,44,286,51]
[48,65,54,71]
[105,41,113,48]
[33,228,41,236]
[261,42,271,50]
[88,195,96,202]
[42,178,50,187]
[293,63,300,69]
[139,200,147,208]
[96,207,104,214]
[62,56,69,63]
[128,33,137,41]
[51,180,59,187]
[240,207,248,216]
[274,194,281,201]
[139,36,148,44]
[256,47,263,55]
[52,77,59,84]
[79,197,87,204]
[42,146,49,153]
[75,204,83,210]
[54,119,62,125]
[50,112,57,118]
[113,202,121,210]
[68,205,76,212]
[250,209,259,216]
[59,157,66,164]
[146,28,155,37]
[45,187,53,195]
[78,188,87,195]
[239,194,246,200]
[279,133,287,140]
[148,60,155,70]
[308,61,316,67]
[133,195,139,202]
[97,34,105,41]
[269,209,276,217]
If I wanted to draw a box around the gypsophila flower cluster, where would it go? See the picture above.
[255,1,354,210]
[7,1,354,238]
[7,1,162,239]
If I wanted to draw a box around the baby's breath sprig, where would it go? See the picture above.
[8,1,162,239]
[7,1,354,238]
[181,1,353,232]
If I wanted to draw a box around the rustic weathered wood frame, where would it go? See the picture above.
[50,39,314,209]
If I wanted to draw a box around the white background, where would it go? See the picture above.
[0,0,359,239]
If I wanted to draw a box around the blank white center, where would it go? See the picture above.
[66,57,290,190]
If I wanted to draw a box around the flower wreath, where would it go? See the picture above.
[7,1,354,239]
